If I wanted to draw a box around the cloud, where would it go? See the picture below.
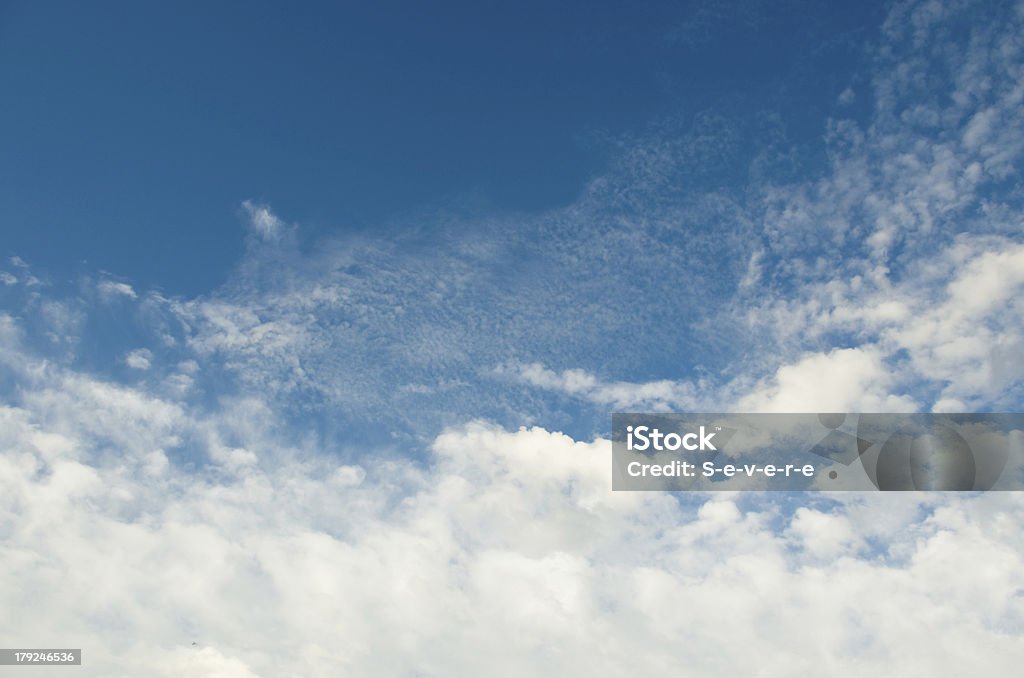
[36,299,85,349]
[142,0,1022,431]
[0,1,1023,675]
[242,200,286,241]
[1,347,1024,675]
[733,234,1024,410]
[730,0,1024,410]
[124,348,153,370]
[4,257,41,287]
[736,347,918,413]
[888,241,1024,404]
[0,1,1012,450]
[97,279,138,300]
[497,362,701,411]
[164,647,260,678]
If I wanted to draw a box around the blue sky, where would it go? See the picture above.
[3,0,879,295]
[2,0,917,444]
[2,0,1024,675]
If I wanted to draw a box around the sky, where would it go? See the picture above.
[1,0,1024,675]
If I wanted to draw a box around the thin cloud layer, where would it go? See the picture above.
[138,0,1019,433]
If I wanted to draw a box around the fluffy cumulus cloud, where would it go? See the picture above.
[2,345,1024,676]
[2,0,1024,676]
[736,347,919,413]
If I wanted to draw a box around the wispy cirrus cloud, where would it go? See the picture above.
[241,200,288,242]
[1,1,1019,432]
[150,0,1023,431]
[495,361,703,411]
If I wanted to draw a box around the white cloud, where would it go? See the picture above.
[738,248,764,290]
[736,348,917,413]
[141,0,1024,425]
[34,300,86,350]
[502,345,925,415]
[741,236,1024,409]
[886,241,1024,403]
[499,362,700,411]
[124,348,153,370]
[5,257,41,286]
[1,2,1023,675]
[163,647,261,678]
[97,279,137,300]
[1,359,1023,675]
[242,200,285,241]
[786,506,863,559]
